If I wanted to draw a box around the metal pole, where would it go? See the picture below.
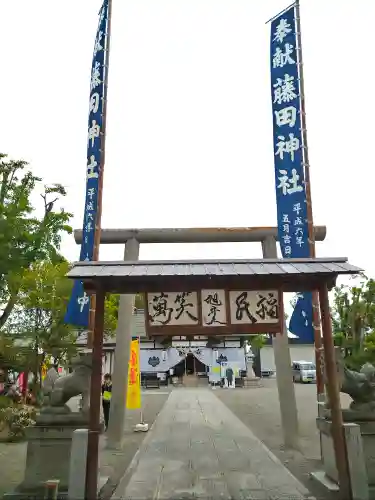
[294,0,324,397]
[319,285,351,499]
[138,336,143,423]
[85,288,106,500]
[265,1,296,25]
[87,0,113,349]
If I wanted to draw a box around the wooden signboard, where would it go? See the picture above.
[144,289,282,336]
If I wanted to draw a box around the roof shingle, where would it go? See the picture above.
[68,257,362,281]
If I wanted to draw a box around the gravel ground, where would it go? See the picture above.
[216,378,352,500]
[0,390,170,499]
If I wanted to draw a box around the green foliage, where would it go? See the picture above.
[249,335,267,350]
[0,152,142,368]
[102,293,144,336]
[241,334,267,350]
[104,294,120,335]
[0,404,36,442]
[4,261,77,375]
[3,261,122,375]
[0,396,13,410]
[332,276,375,370]
[0,334,26,371]
[0,154,72,329]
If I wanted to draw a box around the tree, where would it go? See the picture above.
[0,154,72,329]
[332,276,375,369]
[0,334,25,372]
[5,261,77,382]
[248,335,267,350]
[101,292,145,334]
[5,261,121,383]
[103,294,120,335]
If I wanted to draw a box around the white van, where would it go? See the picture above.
[292,361,316,383]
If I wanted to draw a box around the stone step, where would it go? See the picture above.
[182,375,201,387]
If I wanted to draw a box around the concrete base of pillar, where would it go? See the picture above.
[316,417,371,500]
[309,470,339,492]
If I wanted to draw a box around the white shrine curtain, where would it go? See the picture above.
[140,347,184,373]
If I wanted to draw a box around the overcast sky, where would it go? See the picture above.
[1,0,373,285]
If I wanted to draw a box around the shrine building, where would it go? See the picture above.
[76,307,248,387]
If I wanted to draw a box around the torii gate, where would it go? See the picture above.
[68,252,359,499]
[75,224,326,450]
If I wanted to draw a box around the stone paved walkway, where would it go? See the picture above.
[112,389,315,500]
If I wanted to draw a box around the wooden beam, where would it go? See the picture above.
[74,225,327,245]
[146,324,280,336]
[85,288,106,500]
[319,284,352,499]
[80,275,339,295]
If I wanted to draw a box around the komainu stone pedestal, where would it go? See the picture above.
[314,417,373,500]
[243,363,262,388]
[243,376,262,388]
[4,413,89,499]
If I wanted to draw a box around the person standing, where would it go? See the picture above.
[225,366,234,388]
[101,373,112,431]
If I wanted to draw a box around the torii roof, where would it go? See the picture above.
[67,257,362,294]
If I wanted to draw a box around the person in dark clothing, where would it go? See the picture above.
[226,367,234,387]
[101,373,112,431]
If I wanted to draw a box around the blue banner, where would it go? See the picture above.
[65,0,109,327]
[270,5,313,343]
[289,291,313,341]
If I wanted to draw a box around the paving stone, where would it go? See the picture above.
[121,480,159,500]
[193,478,232,499]
[157,470,196,499]
[130,457,164,482]
[112,389,315,500]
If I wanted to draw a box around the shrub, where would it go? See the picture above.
[0,404,36,441]
[0,395,13,409]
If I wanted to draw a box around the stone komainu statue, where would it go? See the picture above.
[42,365,59,406]
[42,354,92,413]
[323,347,375,416]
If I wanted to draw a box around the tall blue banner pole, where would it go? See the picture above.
[293,0,324,397]
[63,1,112,497]
[65,0,111,349]
[293,13,350,497]
[269,1,323,396]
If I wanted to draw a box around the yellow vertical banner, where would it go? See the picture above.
[41,364,48,381]
[42,355,52,381]
[126,339,141,409]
